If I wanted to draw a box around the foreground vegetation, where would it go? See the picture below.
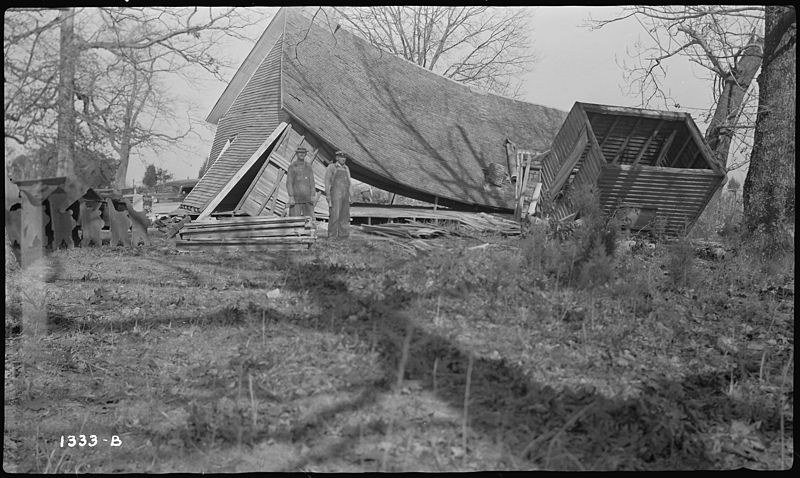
[4,217,794,471]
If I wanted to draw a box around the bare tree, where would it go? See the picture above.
[588,6,765,169]
[743,6,795,234]
[4,10,62,146]
[328,6,537,96]
[5,7,263,189]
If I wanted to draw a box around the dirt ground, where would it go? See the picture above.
[3,232,794,472]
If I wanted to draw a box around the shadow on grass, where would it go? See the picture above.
[27,249,790,471]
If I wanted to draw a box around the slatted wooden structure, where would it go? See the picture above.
[175,216,316,252]
[540,102,726,236]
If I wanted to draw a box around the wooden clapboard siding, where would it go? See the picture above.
[183,35,284,212]
[597,164,722,235]
[540,103,586,197]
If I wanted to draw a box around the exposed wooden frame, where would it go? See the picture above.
[686,149,703,169]
[670,134,694,168]
[632,120,664,166]
[197,123,288,221]
[682,118,722,173]
[654,129,678,167]
[257,170,286,216]
[597,115,621,149]
[235,131,291,212]
[584,116,607,163]
[611,117,643,164]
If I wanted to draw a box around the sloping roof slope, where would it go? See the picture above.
[279,8,566,210]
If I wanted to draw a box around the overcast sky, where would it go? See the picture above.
[134,6,740,186]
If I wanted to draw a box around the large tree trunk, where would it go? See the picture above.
[56,8,76,179]
[743,6,796,232]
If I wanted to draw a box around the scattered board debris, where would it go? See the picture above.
[351,206,520,235]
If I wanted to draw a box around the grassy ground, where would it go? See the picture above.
[4,229,794,472]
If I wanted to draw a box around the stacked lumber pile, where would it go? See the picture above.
[175,216,316,252]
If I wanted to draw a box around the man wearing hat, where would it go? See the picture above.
[286,146,316,221]
[325,150,351,239]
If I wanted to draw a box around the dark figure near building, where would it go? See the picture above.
[286,147,316,221]
[325,151,351,239]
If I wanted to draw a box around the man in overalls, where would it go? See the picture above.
[325,151,351,239]
[286,147,316,221]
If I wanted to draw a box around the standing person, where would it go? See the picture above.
[286,147,316,221]
[325,151,351,239]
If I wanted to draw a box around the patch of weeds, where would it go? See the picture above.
[184,396,258,446]
[665,236,694,290]
[611,257,655,317]
[524,184,620,290]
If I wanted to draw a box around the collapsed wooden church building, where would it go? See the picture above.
[180,7,567,221]
[183,7,725,236]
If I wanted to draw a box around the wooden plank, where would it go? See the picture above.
[179,236,315,245]
[257,169,286,216]
[682,116,721,173]
[182,224,314,235]
[610,117,643,164]
[597,115,621,149]
[579,103,689,121]
[670,134,694,168]
[606,163,723,177]
[631,120,664,166]
[197,122,289,221]
[548,126,588,198]
[516,152,533,219]
[584,116,607,163]
[527,182,542,216]
[235,133,283,211]
[183,221,309,234]
[653,129,678,167]
[182,230,313,241]
[187,216,308,227]
[175,241,312,253]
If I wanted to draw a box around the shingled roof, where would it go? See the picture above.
[281,9,566,210]
[191,7,567,213]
